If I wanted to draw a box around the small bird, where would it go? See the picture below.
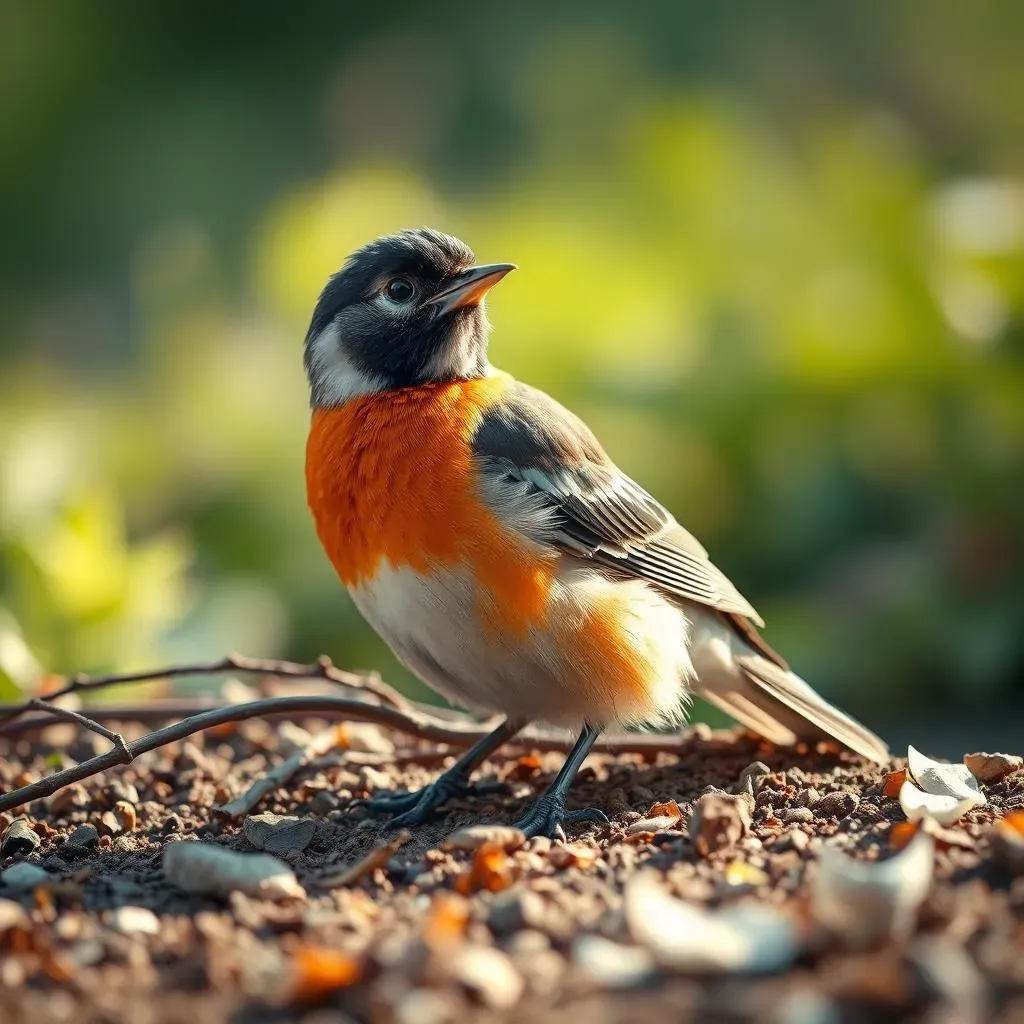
[304,228,889,838]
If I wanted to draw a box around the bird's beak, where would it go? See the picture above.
[426,263,516,316]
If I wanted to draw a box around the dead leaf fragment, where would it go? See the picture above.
[964,751,1022,783]
[689,792,751,857]
[647,800,683,820]
[163,841,305,900]
[443,825,526,853]
[455,841,514,895]
[890,821,919,851]
[993,811,1024,874]
[285,946,363,1004]
[882,769,908,799]
[317,831,410,888]
[422,892,470,948]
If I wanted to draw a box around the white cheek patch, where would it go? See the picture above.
[306,321,387,407]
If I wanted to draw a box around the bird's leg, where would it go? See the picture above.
[359,717,524,828]
[512,724,608,840]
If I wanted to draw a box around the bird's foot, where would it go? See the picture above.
[356,773,474,829]
[512,793,608,840]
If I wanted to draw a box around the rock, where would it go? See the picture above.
[309,791,339,816]
[689,792,752,856]
[784,807,814,825]
[49,785,89,816]
[1,862,50,889]
[796,787,821,808]
[815,791,860,820]
[738,761,772,793]
[0,899,27,932]
[446,945,524,1009]
[243,813,317,855]
[573,934,655,988]
[358,766,391,792]
[109,905,161,935]
[161,814,183,834]
[1,819,40,858]
[488,888,548,933]
[773,829,809,853]
[66,823,100,849]
[627,814,679,836]
[393,989,460,1024]
[340,722,395,755]
[443,825,526,852]
[964,752,1022,783]
[98,811,122,837]
[163,841,305,900]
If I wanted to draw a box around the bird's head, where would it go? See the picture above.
[303,228,515,406]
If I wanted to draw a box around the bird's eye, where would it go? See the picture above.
[385,277,415,303]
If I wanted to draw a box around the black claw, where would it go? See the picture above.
[513,796,609,840]
[355,775,469,826]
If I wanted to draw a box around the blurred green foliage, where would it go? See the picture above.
[1,3,1022,723]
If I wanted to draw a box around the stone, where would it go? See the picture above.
[784,807,814,824]
[1,862,50,889]
[815,791,860,820]
[243,813,317,855]
[109,905,161,935]
[964,752,1022,783]
[66,823,100,850]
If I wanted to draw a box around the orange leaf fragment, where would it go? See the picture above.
[647,800,683,820]
[288,946,363,1003]
[1000,810,1024,837]
[422,892,470,948]
[508,754,543,780]
[455,841,514,895]
[882,769,908,799]
[890,821,919,851]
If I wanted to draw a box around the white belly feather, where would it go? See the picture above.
[349,558,694,728]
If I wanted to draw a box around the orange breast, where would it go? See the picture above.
[306,375,554,632]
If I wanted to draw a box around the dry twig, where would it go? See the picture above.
[213,724,347,821]
[0,652,409,724]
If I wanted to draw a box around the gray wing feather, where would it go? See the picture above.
[473,381,764,625]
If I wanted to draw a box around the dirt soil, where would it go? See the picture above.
[0,717,1022,1024]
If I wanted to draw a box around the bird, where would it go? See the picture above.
[303,228,890,839]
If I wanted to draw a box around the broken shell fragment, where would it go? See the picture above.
[906,746,986,807]
[625,871,796,973]
[898,780,980,827]
[812,830,934,949]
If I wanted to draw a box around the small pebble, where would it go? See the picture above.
[109,905,161,935]
[66,823,100,849]
[114,801,138,832]
[815,791,859,820]
[443,825,526,852]
[446,945,524,1009]
[243,813,317,855]
[98,811,122,837]
[964,752,1022,783]
[784,807,814,824]
[1,862,50,889]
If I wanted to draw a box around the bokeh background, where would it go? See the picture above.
[1,3,1022,749]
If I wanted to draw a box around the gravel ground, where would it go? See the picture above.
[1,717,1022,1024]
